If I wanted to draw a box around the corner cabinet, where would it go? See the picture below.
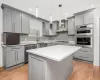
[21,13,30,34]
[3,46,25,68]
[68,16,75,35]
[3,6,30,34]
[42,22,57,36]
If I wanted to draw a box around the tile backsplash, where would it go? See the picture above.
[20,31,75,42]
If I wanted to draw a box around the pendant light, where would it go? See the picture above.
[59,4,62,26]
[36,6,39,18]
[65,13,68,20]
[36,0,39,18]
[49,0,53,24]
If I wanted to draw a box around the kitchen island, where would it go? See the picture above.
[27,45,81,80]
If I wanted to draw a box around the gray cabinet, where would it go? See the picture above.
[75,14,84,26]
[42,22,57,36]
[29,55,45,80]
[3,46,24,68]
[74,9,94,26]
[3,8,13,32]
[68,17,75,35]
[16,48,25,64]
[3,7,21,33]
[3,6,30,34]
[84,12,94,25]
[74,48,93,62]
[12,10,22,33]
[6,50,16,68]
[42,22,49,35]
[21,14,30,34]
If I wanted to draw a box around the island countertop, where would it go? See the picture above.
[27,45,81,62]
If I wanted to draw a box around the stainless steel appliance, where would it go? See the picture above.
[76,36,92,47]
[76,24,93,47]
[76,24,93,35]
[3,32,20,45]
[24,44,37,63]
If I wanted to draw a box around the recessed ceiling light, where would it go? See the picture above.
[29,8,33,11]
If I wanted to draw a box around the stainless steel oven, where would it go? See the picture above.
[76,36,92,47]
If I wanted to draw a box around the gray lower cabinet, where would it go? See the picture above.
[74,48,93,62]
[21,13,30,34]
[29,55,45,80]
[6,50,16,68]
[3,46,25,68]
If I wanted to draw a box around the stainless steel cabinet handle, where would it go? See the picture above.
[17,51,18,61]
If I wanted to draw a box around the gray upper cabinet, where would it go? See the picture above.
[42,22,49,35]
[84,12,94,25]
[21,13,30,34]
[74,9,94,26]
[65,20,68,31]
[75,14,84,26]
[3,8,13,32]
[68,17,75,35]
[3,7,21,33]
[12,10,22,33]
[3,6,30,34]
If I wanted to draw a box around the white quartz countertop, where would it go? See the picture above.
[27,45,81,62]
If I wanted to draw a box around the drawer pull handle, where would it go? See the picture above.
[80,56,88,58]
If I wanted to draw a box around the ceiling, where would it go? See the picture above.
[2,0,100,21]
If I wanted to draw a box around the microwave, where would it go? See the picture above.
[76,24,93,35]
[76,36,92,47]
[3,32,20,45]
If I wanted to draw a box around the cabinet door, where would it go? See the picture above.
[16,48,24,64]
[29,55,45,80]
[42,22,49,35]
[68,18,75,35]
[84,12,94,25]
[52,22,57,35]
[3,8,13,32]
[75,15,84,26]
[6,50,16,68]
[21,14,30,34]
[65,20,68,31]
[12,10,22,33]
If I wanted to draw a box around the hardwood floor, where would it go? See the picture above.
[0,60,100,80]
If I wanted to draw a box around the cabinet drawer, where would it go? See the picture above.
[6,46,24,51]
[74,49,93,61]
[78,48,92,54]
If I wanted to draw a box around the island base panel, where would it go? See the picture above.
[28,54,73,80]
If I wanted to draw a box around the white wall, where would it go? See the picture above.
[93,8,100,66]
[3,0,100,20]
[0,0,3,67]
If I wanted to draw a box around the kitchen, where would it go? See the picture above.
[0,0,100,80]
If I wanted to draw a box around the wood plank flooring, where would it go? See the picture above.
[0,60,100,80]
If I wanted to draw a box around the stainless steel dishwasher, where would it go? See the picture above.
[24,44,37,63]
